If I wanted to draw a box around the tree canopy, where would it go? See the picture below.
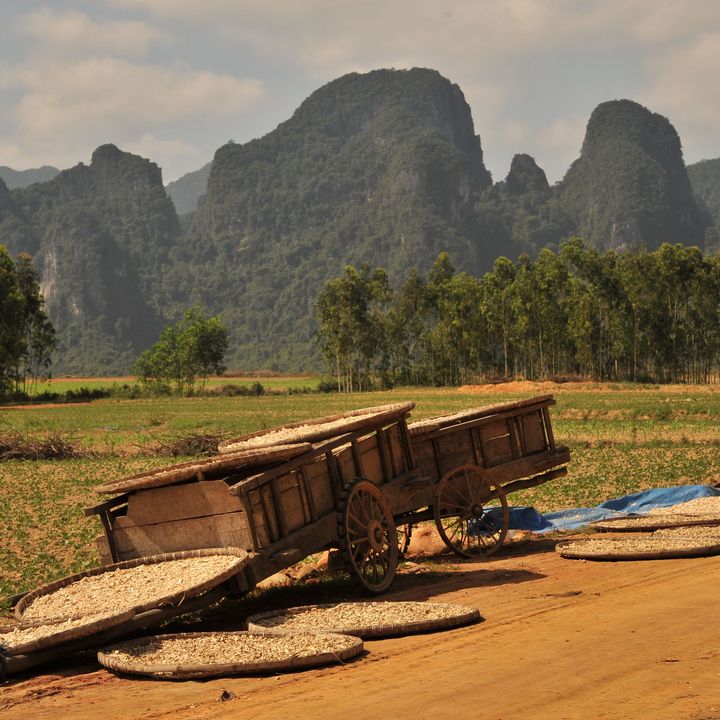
[0,246,55,396]
[133,307,229,394]
[317,241,720,388]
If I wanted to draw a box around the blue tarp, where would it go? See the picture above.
[500,484,720,533]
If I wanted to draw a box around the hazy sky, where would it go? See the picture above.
[1,1,719,184]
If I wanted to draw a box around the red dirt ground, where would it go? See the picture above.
[3,539,720,720]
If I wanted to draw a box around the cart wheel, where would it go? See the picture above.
[337,478,399,594]
[433,465,509,558]
[397,524,413,556]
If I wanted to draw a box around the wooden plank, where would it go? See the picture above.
[297,465,316,523]
[501,467,568,495]
[542,407,557,449]
[522,410,547,453]
[123,480,244,526]
[278,481,307,534]
[335,444,355,485]
[110,512,253,561]
[358,434,384,484]
[482,419,515,466]
[387,424,405,475]
[84,493,130,517]
[483,447,571,485]
[435,432,475,475]
[376,428,392,483]
[350,439,364,476]
[306,458,335,516]
[270,477,289,538]
[508,416,522,459]
[260,485,280,542]
[95,534,113,566]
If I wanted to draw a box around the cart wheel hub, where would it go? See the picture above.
[368,520,385,552]
[471,504,483,517]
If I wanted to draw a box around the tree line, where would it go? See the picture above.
[0,246,55,396]
[317,239,720,389]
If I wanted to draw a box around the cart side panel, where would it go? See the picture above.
[96,481,254,564]
[335,444,356,485]
[385,423,409,477]
[276,471,310,534]
[521,410,548,453]
[411,436,439,481]
[358,434,385,484]
[479,418,518,466]
[246,460,337,549]
[248,484,279,546]
[436,431,478,475]
[303,457,335,517]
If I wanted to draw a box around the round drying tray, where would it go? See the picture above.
[246,601,481,639]
[95,443,312,495]
[653,525,720,540]
[0,610,136,657]
[218,402,415,453]
[97,631,363,680]
[16,548,249,622]
[407,396,553,437]
[590,514,720,532]
[556,534,720,561]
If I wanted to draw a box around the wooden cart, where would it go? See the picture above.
[86,396,569,596]
[403,394,570,557]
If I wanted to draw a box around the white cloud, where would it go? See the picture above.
[643,32,720,135]
[18,8,170,58]
[10,58,263,133]
[0,55,264,176]
[125,132,205,177]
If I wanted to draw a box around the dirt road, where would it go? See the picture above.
[3,541,720,720]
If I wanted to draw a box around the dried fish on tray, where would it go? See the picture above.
[97,631,363,679]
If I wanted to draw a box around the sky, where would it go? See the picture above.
[1,1,719,184]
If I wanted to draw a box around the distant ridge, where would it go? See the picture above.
[166,161,212,215]
[0,70,715,374]
[0,165,59,189]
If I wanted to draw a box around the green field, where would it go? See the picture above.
[24,374,323,395]
[2,381,720,603]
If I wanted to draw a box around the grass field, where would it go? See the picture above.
[2,380,720,603]
[23,374,323,395]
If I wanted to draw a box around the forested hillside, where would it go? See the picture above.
[0,68,717,375]
[178,68,507,370]
[0,145,180,374]
[559,100,706,252]
[687,158,720,252]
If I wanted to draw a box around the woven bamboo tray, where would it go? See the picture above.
[218,402,415,453]
[245,601,481,639]
[0,610,136,656]
[16,548,249,621]
[556,535,720,561]
[95,443,311,495]
[590,514,720,532]
[97,631,363,680]
[407,396,553,437]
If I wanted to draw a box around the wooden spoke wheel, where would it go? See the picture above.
[338,479,399,594]
[397,524,413,556]
[433,465,509,558]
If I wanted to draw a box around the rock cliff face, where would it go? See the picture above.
[687,158,720,251]
[505,154,550,196]
[182,67,498,369]
[559,99,707,251]
[1,145,179,374]
[2,73,715,374]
